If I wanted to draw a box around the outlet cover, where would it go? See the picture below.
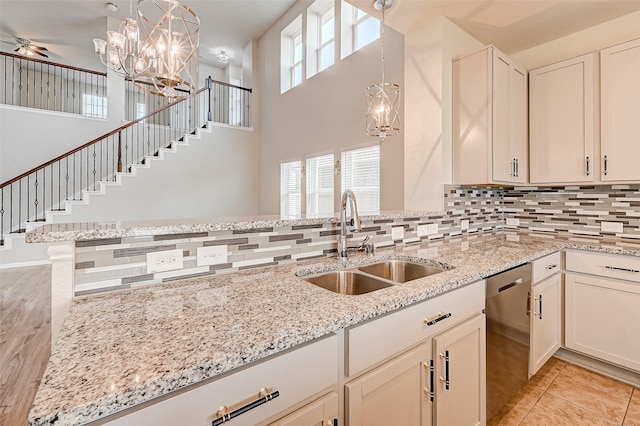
[417,224,429,237]
[147,249,184,273]
[426,223,438,235]
[601,221,623,233]
[197,245,228,266]
[506,218,520,227]
[461,220,469,231]
[391,226,404,240]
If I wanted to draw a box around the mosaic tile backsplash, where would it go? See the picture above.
[503,185,640,242]
[74,184,640,296]
[74,185,504,295]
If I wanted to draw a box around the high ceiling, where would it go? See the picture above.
[1,0,639,72]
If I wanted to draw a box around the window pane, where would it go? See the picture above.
[293,63,302,86]
[82,94,108,118]
[294,39,302,63]
[306,154,334,217]
[321,17,334,45]
[320,42,334,71]
[281,161,302,218]
[357,17,380,49]
[341,145,380,214]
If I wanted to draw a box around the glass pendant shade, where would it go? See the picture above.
[366,82,400,140]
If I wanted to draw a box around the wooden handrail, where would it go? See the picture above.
[0,51,107,77]
[211,78,253,93]
[0,85,208,188]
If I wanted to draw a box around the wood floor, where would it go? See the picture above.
[490,357,640,425]
[0,265,51,426]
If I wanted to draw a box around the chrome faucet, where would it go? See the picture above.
[337,189,369,259]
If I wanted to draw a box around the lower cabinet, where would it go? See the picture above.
[345,313,486,426]
[564,250,640,372]
[268,392,338,426]
[530,273,562,376]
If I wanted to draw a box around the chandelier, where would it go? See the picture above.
[366,0,400,140]
[93,0,200,99]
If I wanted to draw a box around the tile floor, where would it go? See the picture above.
[489,358,640,425]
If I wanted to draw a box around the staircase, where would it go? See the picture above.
[1,80,216,267]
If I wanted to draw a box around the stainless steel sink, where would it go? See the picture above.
[302,270,393,295]
[358,260,444,283]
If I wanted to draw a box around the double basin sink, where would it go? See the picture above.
[301,260,445,295]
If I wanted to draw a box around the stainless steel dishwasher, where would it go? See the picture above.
[485,263,533,421]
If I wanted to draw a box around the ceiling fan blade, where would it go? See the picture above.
[35,51,49,58]
[14,47,19,52]
[32,46,48,51]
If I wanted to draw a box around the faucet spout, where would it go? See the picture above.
[338,189,364,259]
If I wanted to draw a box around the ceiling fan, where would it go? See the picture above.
[10,37,49,58]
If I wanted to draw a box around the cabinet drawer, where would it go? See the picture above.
[345,280,485,377]
[106,334,339,426]
[532,251,562,283]
[565,250,640,283]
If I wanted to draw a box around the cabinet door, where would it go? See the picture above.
[530,273,562,376]
[269,392,338,426]
[433,314,486,426]
[600,38,640,181]
[345,342,431,426]
[565,273,640,371]
[492,51,527,183]
[530,54,596,183]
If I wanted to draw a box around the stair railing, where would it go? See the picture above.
[0,77,214,245]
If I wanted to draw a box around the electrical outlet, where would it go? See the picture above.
[426,223,438,235]
[417,224,429,237]
[197,245,228,266]
[146,249,183,273]
[506,218,520,227]
[601,221,623,233]
[391,226,404,240]
[461,220,469,231]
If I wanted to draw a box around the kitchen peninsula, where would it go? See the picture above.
[26,212,640,425]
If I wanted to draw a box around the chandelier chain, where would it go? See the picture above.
[381,0,386,84]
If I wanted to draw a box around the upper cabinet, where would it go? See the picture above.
[529,53,597,184]
[600,38,640,182]
[453,46,528,185]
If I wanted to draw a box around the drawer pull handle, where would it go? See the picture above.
[211,387,279,425]
[605,265,640,274]
[424,312,452,326]
[545,264,558,270]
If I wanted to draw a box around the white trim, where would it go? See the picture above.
[0,259,51,269]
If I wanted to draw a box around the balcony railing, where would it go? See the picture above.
[0,52,107,115]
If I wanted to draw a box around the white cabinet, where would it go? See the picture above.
[564,251,640,372]
[529,252,562,376]
[529,53,597,183]
[453,46,528,185]
[432,314,486,426]
[269,392,338,426]
[600,38,640,181]
[105,335,339,426]
[344,281,486,426]
[345,342,431,426]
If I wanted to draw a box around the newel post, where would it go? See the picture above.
[206,76,213,122]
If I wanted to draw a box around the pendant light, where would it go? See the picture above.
[366,0,400,140]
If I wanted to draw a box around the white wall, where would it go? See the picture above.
[0,106,120,182]
[512,11,640,70]
[257,0,405,215]
[402,17,484,211]
[51,124,259,223]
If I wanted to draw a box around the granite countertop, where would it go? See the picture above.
[25,211,441,243]
[28,232,640,425]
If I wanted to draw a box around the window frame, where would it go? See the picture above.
[317,5,335,72]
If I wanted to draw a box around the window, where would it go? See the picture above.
[280,160,302,218]
[340,1,380,59]
[136,103,147,120]
[82,94,107,118]
[281,15,303,93]
[341,145,380,214]
[306,154,334,217]
[318,6,335,72]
